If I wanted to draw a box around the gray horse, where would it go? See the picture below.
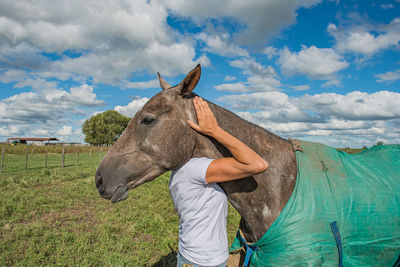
[95,64,296,243]
[95,65,400,266]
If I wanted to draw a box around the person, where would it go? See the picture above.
[169,96,268,267]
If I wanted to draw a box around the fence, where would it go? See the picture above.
[0,144,111,173]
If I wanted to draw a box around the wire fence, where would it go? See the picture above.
[0,143,368,174]
[0,144,110,174]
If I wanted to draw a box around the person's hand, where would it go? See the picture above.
[187,96,221,137]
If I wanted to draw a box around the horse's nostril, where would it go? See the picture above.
[95,173,104,193]
[95,174,102,187]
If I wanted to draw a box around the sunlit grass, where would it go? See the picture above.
[0,155,241,266]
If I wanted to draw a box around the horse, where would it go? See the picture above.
[95,64,400,266]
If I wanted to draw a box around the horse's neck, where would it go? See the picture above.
[193,102,297,242]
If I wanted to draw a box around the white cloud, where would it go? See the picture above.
[218,90,400,147]
[57,125,73,136]
[215,82,248,93]
[68,84,105,106]
[322,78,341,87]
[0,125,24,136]
[278,45,349,80]
[0,0,200,84]
[15,77,58,92]
[114,97,149,117]
[218,91,316,122]
[0,121,84,142]
[230,58,277,77]
[163,0,322,44]
[292,85,310,91]
[123,79,159,90]
[0,42,49,72]
[263,46,279,59]
[224,76,236,82]
[0,70,26,83]
[196,32,249,57]
[297,91,400,120]
[247,76,281,91]
[328,18,400,55]
[197,55,211,68]
[0,81,104,125]
[375,69,400,83]
[215,58,281,92]
[50,41,198,84]
[0,1,171,52]
[141,41,198,77]
[381,3,394,9]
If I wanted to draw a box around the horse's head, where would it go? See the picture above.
[95,65,204,203]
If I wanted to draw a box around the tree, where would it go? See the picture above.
[82,110,130,145]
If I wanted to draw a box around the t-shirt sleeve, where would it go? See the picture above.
[185,157,214,185]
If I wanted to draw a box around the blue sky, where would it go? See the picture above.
[0,0,399,147]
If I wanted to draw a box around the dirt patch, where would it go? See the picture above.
[3,204,98,235]
[134,233,153,243]
[43,205,97,231]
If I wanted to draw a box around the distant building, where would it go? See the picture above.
[7,137,59,146]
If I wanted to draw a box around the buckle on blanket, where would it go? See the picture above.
[238,230,259,267]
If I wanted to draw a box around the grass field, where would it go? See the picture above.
[1,152,105,174]
[0,144,108,174]
[0,143,368,265]
[0,153,241,266]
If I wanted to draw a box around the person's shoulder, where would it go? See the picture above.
[180,158,214,184]
[172,158,209,175]
[184,157,214,169]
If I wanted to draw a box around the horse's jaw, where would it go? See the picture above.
[127,167,165,191]
[108,167,165,204]
[111,185,129,203]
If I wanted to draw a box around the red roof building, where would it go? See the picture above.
[7,137,59,144]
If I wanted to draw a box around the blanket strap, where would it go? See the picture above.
[238,230,259,267]
[330,221,343,267]
[394,254,400,267]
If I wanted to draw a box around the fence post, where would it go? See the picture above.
[62,147,65,168]
[1,148,4,172]
[25,147,28,170]
[90,147,92,164]
[77,146,80,164]
[99,146,102,162]
[45,147,48,168]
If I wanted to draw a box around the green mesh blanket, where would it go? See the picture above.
[230,141,400,266]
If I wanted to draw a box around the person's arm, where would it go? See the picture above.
[187,96,268,183]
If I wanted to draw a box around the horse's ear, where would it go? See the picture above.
[158,72,171,91]
[178,64,201,95]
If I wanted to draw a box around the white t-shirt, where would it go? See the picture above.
[169,158,228,266]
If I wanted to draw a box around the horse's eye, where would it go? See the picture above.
[141,117,156,125]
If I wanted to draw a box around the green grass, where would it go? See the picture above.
[0,144,370,265]
[1,151,106,174]
[0,156,241,266]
